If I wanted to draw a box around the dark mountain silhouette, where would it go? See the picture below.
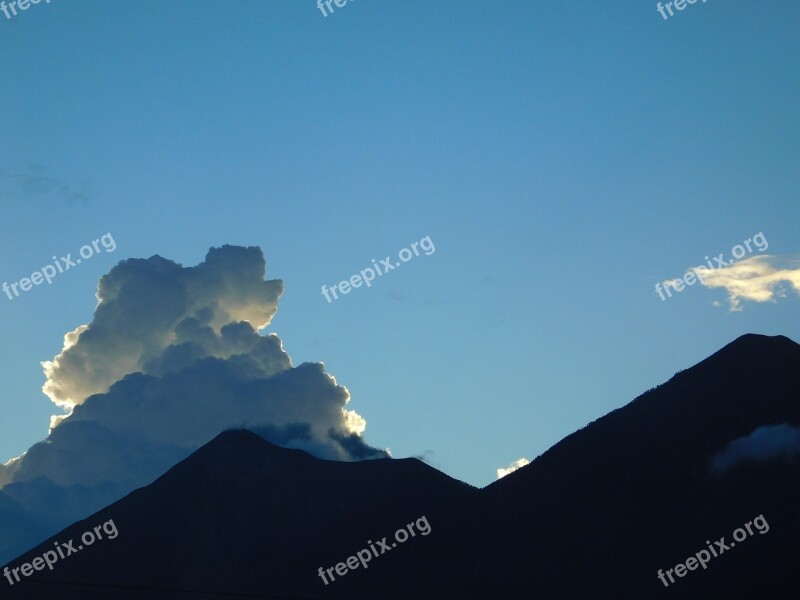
[4,429,478,599]
[4,334,799,599]
[471,333,800,598]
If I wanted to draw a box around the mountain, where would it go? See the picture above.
[473,333,800,598]
[4,428,477,599]
[4,334,799,599]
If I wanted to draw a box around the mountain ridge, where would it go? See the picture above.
[4,333,798,599]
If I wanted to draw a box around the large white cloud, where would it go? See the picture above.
[42,245,285,413]
[3,245,387,516]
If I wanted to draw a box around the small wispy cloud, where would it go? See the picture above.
[385,290,443,306]
[0,166,92,204]
[694,255,800,311]
[496,457,530,479]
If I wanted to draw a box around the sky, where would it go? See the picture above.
[1,0,799,489]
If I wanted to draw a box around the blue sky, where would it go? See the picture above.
[1,0,798,488]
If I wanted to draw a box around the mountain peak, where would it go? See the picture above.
[693,333,800,374]
[725,333,798,351]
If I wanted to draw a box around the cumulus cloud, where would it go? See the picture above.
[693,255,800,311]
[42,246,286,414]
[3,245,387,532]
[711,423,800,473]
[497,458,530,479]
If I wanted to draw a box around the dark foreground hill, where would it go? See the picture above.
[4,334,800,599]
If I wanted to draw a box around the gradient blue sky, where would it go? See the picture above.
[1,0,798,487]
